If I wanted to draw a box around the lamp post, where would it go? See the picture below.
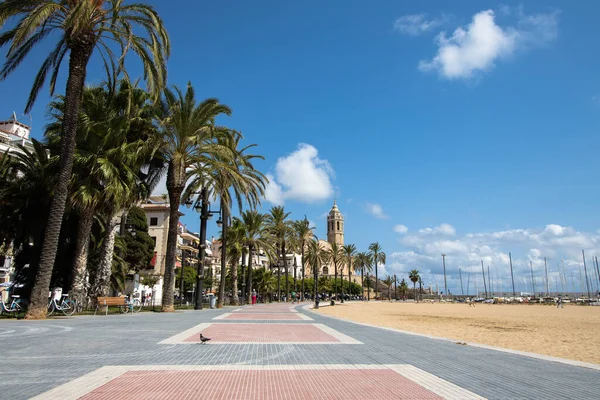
[313,256,319,309]
[179,249,185,306]
[189,187,222,310]
[277,258,282,302]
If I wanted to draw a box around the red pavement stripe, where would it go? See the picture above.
[80,369,442,400]
[184,323,340,343]
[222,313,303,320]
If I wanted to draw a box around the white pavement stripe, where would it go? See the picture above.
[30,366,127,400]
[388,364,487,400]
[314,323,363,344]
[158,322,212,344]
[212,313,231,320]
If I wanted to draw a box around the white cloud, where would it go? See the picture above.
[387,223,600,296]
[364,202,387,219]
[393,14,447,36]
[264,143,334,205]
[419,8,558,80]
[394,224,409,234]
[418,223,456,236]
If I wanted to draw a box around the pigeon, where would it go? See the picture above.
[199,333,211,345]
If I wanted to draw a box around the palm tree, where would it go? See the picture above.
[265,206,292,302]
[225,218,245,305]
[306,238,328,307]
[255,267,275,303]
[326,242,344,301]
[238,210,272,304]
[342,244,357,301]
[0,0,169,319]
[383,275,393,301]
[45,80,157,305]
[409,269,420,302]
[368,242,386,300]
[185,132,266,308]
[292,217,314,301]
[354,252,372,300]
[157,83,234,312]
[399,279,409,299]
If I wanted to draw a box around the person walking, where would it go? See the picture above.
[251,289,257,305]
[557,297,563,309]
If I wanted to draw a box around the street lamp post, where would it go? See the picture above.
[179,249,185,306]
[277,259,282,302]
[189,187,222,310]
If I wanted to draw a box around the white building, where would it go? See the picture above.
[0,113,34,156]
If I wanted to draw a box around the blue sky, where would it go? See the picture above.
[1,1,599,294]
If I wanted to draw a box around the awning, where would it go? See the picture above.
[150,252,157,267]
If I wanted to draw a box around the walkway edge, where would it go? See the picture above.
[302,304,600,371]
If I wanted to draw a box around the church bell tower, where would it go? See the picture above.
[327,200,344,246]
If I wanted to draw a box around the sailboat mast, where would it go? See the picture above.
[530,261,536,296]
[544,257,549,296]
[481,260,487,297]
[459,267,464,296]
[582,250,591,299]
[509,252,516,297]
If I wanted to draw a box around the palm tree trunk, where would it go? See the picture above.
[348,261,351,298]
[334,262,338,300]
[375,260,378,300]
[90,211,118,300]
[367,272,370,301]
[26,45,93,319]
[240,249,246,304]
[246,244,254,304]
[70,207,95,305]
[301,243,305,301]
[231,263,239,305]
[361,268,364,299]
[217,201,228,308]
[162,164,185,312]
[414,283,417,302]
[283,242,289,302]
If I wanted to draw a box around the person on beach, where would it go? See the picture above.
[557,297,563,308]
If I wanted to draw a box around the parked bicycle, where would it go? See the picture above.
[47,288,77,317]
[120,293,143,314]
[0,282,27,317]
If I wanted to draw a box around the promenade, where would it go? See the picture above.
[1,302,598,399]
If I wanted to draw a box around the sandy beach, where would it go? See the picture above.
[317,301,600,364]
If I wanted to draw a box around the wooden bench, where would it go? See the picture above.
[95,296,126,315]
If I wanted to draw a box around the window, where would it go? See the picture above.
[151,236,156,248]
[322,266,329,275]
[337,221,340,230]
[150,217,158,226]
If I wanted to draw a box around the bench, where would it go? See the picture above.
[95,296,126,316]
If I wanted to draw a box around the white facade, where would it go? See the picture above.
[0,114,34,156]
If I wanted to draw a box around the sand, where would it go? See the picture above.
[317,301,600,364]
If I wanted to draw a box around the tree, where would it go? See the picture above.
[225,218,245,305]
[292,217,314,301]
[368,242,386,300]
[185,132,266,308]
[306,238,329,307]
[342,244,357,301]
[0,0,169,319]
[255,267,275,303]
[265,206,293,302]
[45,81,158,304]
[237,210,272,305]
[157,83,234,312]
[354,252,372,300]
[409,269,420,302]
[123,207,154,272]
[399,279,409,299]
[325,242,343,301]
[383,275,393,301]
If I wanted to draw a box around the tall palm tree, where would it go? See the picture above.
[45,80,157,304]
[185,132,266,308]
[238,210,272,304]
[255,267,275,303]
[0,0,169,319]
[306,238,328,307]
[157,83,234,312]
[383,275,393,301]
[293,217,314,301]
[342,244,357,301]
[409,269,420,302]
[226,218,246,305]
[265,206,292,302]
[354,252,372,300]
[326,242,344,301]
[368,242,386,300]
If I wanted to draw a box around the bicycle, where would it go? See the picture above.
[0,283,27,318]
[120,293,142,314]
[47,289,77,317]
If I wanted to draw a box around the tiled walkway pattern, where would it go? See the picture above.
[4,301,600,399]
